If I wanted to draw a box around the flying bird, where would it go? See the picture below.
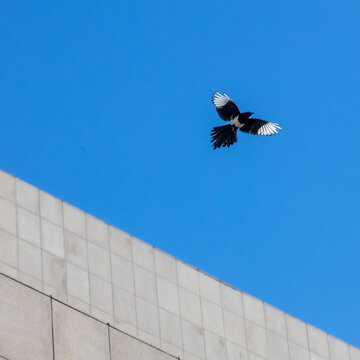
[210,92,282,149]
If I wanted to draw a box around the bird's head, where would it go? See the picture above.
[243,112,254,118]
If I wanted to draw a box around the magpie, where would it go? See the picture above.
[210,92,282,149]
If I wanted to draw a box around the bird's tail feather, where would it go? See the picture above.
[210,125,237,149]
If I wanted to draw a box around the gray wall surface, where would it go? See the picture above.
[0,169,359,360]
[0,273,176,360]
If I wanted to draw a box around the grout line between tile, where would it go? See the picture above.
[196,267,207,360]
[14,208,20,280]
[107,324,178,359]
[172,260,184,356]
[2,172,359,360]
[108,225,116,326]
[0,354,11,360]
[219,281,229,360]
[129,236,139,337]
[1,270,179,360]
[240,291,249,357]
[151,247,162,346]
[61,201,69,302]
[262,300,270,359]
[326,334,332,360]
[281,307,292,360]
[37,187,45,293]
[84,213,92,313]
[50,295,56,360]
[107,323,112,360]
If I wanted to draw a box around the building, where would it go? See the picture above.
[0,169,358,360]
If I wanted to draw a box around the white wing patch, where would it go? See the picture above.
[230,116,244,128]
[257,122,282,136]
[212,92,231,108]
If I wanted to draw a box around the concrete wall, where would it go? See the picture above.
[0,169,359,360]
[0,273,175,360]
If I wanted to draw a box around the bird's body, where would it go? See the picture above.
[210,92,282,149]
[229,112,253,129]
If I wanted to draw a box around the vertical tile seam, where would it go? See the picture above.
[5,173,357,360]
[349,344,355,360]
[326,332,331,360]
[261,300,270,359]
[285,315,311,360]
[50,295,56,360]
[107,323,112,360]
[84,214,92,312]
[37,186,45,292]
[14,183,20,278]
[328,334,352,360]
[281,309,292,360]
[219,281,230,360]
[59,200,67,301]
[239,290,250,359]
[129,235,139,337]
[172,257,184,357]
[346,341,351,360]
[306,324,313,358]
[150,244,162,346]
[61,201,69,302]
[196,267,207,360]
[107,224,116,325]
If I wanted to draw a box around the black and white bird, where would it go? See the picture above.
[211,92,282,149]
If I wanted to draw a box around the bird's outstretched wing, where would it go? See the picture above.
[240,118,282,136]
[211,92,241,121]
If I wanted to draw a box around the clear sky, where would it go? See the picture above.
[1,0,360,347]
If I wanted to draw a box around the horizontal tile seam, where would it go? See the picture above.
[0,271,47,297]
[40,216,63,228]
[0,268,342,353]
[1,174,359,352]
[160,339,184,356]
[0,251,18,269]
[0,260,18,272]
[90,306,114,320]
[41,248,66,261]
[17,233,41,248]
[0,189,261,300]
[0,354,12,360]
[42,280,67,294]
[0,226,18,239]
[0,271,179,359]
[15,202,41,217]
[0,188,255,296]
[67,254,250,314]
[88,269,112,283]
[65,259,88,272]
[0,265,349,355]
[0,194,16,205]
[107,324,179,359]
[110,252,133,266]
[113,318,137,331]
[288,340,311,352]
[181,347,203,359]
[13,210,251,300]
[40,245,65,257]
[86,237,110,251]
[49,276,250,348]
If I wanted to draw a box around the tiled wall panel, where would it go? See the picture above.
[0,274,177,360]
[0,170,357,360]
[0,275,52,360]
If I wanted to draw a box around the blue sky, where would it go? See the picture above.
[1,0,360,347]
